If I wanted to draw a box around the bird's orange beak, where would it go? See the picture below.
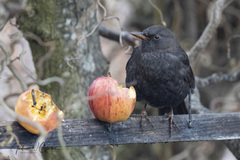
[131,32,150,40]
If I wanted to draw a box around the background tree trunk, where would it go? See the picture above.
[18,0,108,159]
[18,0,107,118]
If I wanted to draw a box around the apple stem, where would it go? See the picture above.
[108,72,112,77]
[32,89,37,106]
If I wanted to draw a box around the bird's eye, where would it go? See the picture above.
[154,34,160,40]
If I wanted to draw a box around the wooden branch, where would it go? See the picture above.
[98,25,135,46]
[1,113,240,149]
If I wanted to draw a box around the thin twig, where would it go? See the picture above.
[196,69,240,88]
[70,0,124,69]
[77,0,123,46]
[19,50,64,87]
[24,32,56,78]
[0,0,27,30]
[0,40,28,91]
[7,63,28,91]
[66,54,83,70]
[0,126,22,149]
[0,98,48,140]
[57,122,74,160]
[169,143,200,160]
[147,0,167,27]
[38,77,64,86]
[3,93,21,102]
[226,34,240,59]
[109,145,116,160]
[188,0,234,63]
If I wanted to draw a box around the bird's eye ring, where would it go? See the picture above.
[154,34,160,40]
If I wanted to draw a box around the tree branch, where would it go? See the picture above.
[188,0,234,63]
[77,0,123,46]
[0,40,28,91]
[196,69,240,88]
[0,0,27,30]
[1,112,240,149]
[191,88,240,159]
[24,32,56,78]
[98,25,135,46]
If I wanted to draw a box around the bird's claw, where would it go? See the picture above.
[140,110,154,131]
[165,108,179,137]
[188,120,192,128]
[106,123,112,132]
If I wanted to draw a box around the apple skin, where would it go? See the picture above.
[88,77,136,123]
[15,89,64,134]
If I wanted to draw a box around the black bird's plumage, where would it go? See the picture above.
[126,25,195,116]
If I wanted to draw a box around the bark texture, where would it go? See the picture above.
[18,0,108,159]
[18,0,108,119]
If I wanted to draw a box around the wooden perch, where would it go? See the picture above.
[1,113,240,149]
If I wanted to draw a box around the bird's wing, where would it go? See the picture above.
[126,46,145,101]
[125,46,140,88]
[187,65,195,93]
[179,51,195,92]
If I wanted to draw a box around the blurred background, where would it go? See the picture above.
[99,1,240,160]
[0,0,240,159]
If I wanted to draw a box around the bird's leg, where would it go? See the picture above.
[165,107,179,137]
[188,89,192,128]
[131,103,153,131]
[106,123,112,132]
[140,103,154,130]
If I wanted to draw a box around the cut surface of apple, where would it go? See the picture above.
[15,89,64,134]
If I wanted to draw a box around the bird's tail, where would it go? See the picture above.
[158,101,188,115]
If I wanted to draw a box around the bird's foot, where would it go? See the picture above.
[165,108,179,137]
[188,90,193,128]
[188,120,192,128]
[140,109,154,130]
[131,103,153,132]
[106,123,112,132]
[131,110,154,132]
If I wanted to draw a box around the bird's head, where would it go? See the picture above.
[131,25,180,53]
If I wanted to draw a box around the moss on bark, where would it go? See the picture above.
[18,0,108,119]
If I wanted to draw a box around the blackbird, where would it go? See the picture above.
[126,25,195,136]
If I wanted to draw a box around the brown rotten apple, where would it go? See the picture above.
[88,76,136,123]
[15,89,64,134]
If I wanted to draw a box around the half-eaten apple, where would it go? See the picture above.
[15,89,64,134]
[88,76,136,123]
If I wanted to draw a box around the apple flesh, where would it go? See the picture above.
[15,89,64,134]
[88,77,136,123]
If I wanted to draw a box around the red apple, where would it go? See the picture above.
[88,76,136,123]
[15,89,64,134]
